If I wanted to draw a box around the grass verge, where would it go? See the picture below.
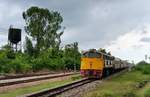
[82,69,150,97]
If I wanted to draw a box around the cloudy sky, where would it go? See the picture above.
[0,0,150,63]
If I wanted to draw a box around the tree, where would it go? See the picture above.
[64,42,81,70]
[1,44,15,59]
[24,36,34,56]
[23,6,63,54]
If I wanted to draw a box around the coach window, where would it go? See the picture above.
[105,60,107,66]
[107,60,109,65]
[106,60,108,65]
[107,60,108,65]
[110,61,112,65]
[109,60,111,65]
[108,60,110,65]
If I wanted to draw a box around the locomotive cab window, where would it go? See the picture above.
[82,52,101,58]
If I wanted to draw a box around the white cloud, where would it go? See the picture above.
[105,26,150,63]
[0,34,7,47]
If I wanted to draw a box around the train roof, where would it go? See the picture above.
[114,57,121,60]
[82,49,115,59]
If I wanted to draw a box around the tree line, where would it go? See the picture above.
[0,6,81,74]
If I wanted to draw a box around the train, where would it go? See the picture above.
[80,49,129,78]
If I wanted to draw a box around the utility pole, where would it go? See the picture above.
[145,54,148,61]
[74,52,76,72]
[132,60,134,66]
[73,43,77,72]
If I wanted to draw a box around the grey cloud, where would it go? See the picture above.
[0,0,150,50]
[140,37,150,42]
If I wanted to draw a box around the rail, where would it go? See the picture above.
[23,78,94,97]
[0,72,79,87]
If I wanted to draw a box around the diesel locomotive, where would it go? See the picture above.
[80,49,129,78]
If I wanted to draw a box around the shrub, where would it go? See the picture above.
[103,92,114,97]
[9,53,32,73]
[142,65,150,74]
[144,89,150,97]
[0,42,81,74]
[123,92,138,97]
[135,64,150,74]
[0,51,12,73]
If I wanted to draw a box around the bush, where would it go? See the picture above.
[0,42,81,74]
[30,49,65,72]
[31,58,45,72]
[103,92,114,97]
[10,54,32,73]
[0,50,12,73]
[142,65,150,74]
[144,89,150,97]
[123,92,138,97]
[135,64,150,74]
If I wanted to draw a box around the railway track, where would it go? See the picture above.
[0,72,70,80]
[0,72,79,87]
[22,69,128,97]
[23,78,94,97]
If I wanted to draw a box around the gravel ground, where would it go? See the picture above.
[56,80,102,97]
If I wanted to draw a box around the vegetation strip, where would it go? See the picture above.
[82,64,150,97]
[0,72,79,87]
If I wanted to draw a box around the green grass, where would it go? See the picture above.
[0,74,81,97]
[138,83,150,97]
[82,69,150,97]
[135,64,150,74]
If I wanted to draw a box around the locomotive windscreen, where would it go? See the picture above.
[82,52,101,58]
